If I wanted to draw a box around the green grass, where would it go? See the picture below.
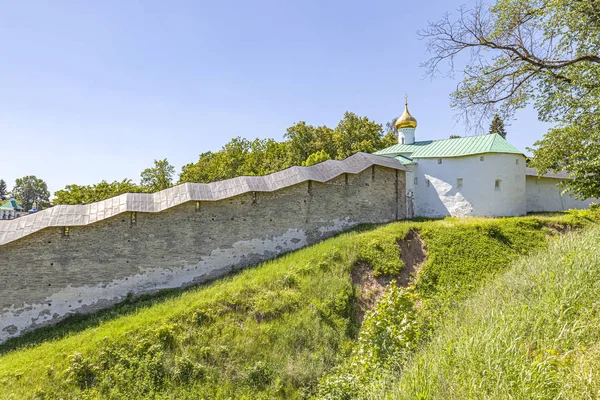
[0,211,596,399]
[363,223,600,400]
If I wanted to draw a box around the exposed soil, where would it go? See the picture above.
[397,230,427,287]
[351,229,427,322]
[546,223,573,235]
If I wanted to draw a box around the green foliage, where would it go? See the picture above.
[302,150,331,167]
[318,283,421,399]
[489,113,507,138]
[356,234,403,277]
[140,158,176,192]
[332,112,387,159]
[180,112,393,184]
[13,175,50,210]
[379,225,600,399]
[179,137,288,183]
[54,179,146,205]
[529,124,600,199]
[1,213,595,399]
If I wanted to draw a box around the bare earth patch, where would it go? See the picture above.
[351,229,427,321]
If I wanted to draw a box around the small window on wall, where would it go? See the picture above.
[426,179,430,187]
[401,137,405,144]
[480,156,485,161]
[516,158,520,165]
[437,159,443,164]
[457,178,463,189]
[414,177,418,185]
[495,179,501,191]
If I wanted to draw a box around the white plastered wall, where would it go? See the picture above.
[526,176,598,212]
[413,153,527,217]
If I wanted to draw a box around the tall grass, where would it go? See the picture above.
[0,212,595,399]
[368,225,600,400]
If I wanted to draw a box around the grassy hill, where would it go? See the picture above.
[0,211,596,399]
[362,222,600,400]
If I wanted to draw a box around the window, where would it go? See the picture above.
[401,137,405,144]
[480,156,485,161]
[457,178,463,189]
[437,159,443,164]
[425,179,430,187]
[414,177,418,185]
[516,158,520,165]
[495,179,501,191]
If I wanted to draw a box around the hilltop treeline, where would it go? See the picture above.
[52,112,396,205]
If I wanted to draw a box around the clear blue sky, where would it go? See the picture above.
[0,0,549,194]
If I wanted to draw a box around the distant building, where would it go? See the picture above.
[376,99,598,217]
[0,195,25,220]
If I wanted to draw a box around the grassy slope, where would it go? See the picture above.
[0,212,595,399]
[372,223,600,400]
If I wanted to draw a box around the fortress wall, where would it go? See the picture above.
[526,176,598,212]
[0,165,405,343]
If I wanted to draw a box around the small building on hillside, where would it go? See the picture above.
[375,100,598,218]
[0,195,25,220]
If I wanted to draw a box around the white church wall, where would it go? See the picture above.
[526,176,598,212]
[404,165,416,218]
[413,153,527,218]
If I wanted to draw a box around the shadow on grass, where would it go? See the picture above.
[0,221,391,356]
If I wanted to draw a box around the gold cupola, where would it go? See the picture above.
[395,97,417,130]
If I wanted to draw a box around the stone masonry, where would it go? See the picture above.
[0,161,405,343]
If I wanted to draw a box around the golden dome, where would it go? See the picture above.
[395,98,417,129]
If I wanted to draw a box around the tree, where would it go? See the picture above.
[0,179,7,200]
[179,112,396,184]
[488,114,507,139]
[385,117,399,137]
[54,179,145,205]
[333,112,386,159]
[421,0,600,197]
[13,175,50,210]
[302,150,332,166]
[529,125,600,200]
[449,135,462,139]
[140,159,176,192]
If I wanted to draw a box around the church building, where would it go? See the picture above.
[375,101,597,218]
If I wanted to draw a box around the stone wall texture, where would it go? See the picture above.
[0,164,405,343]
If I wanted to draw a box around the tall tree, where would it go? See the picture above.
[0,179,7,200]
[13,175,50,210]
[421,0,600,198]
[333,112,386,159]
[488,114,507,139]
[180,112,397,184]
[385,117,399,137]
[140,159,176,192]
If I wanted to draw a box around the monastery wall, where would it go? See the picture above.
[0,161,405,344]
[526,176,598,212]
[414,153,527,217]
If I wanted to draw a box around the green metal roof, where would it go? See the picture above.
[375,134,523,158]
[0,198,23,211]
[394,155,416,165]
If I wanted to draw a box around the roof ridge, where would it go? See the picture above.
[0,153,405,247]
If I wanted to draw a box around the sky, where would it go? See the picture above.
[0,0,551,195]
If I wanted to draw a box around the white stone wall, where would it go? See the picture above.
[526,176,598,212]
[413,153,527,217]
